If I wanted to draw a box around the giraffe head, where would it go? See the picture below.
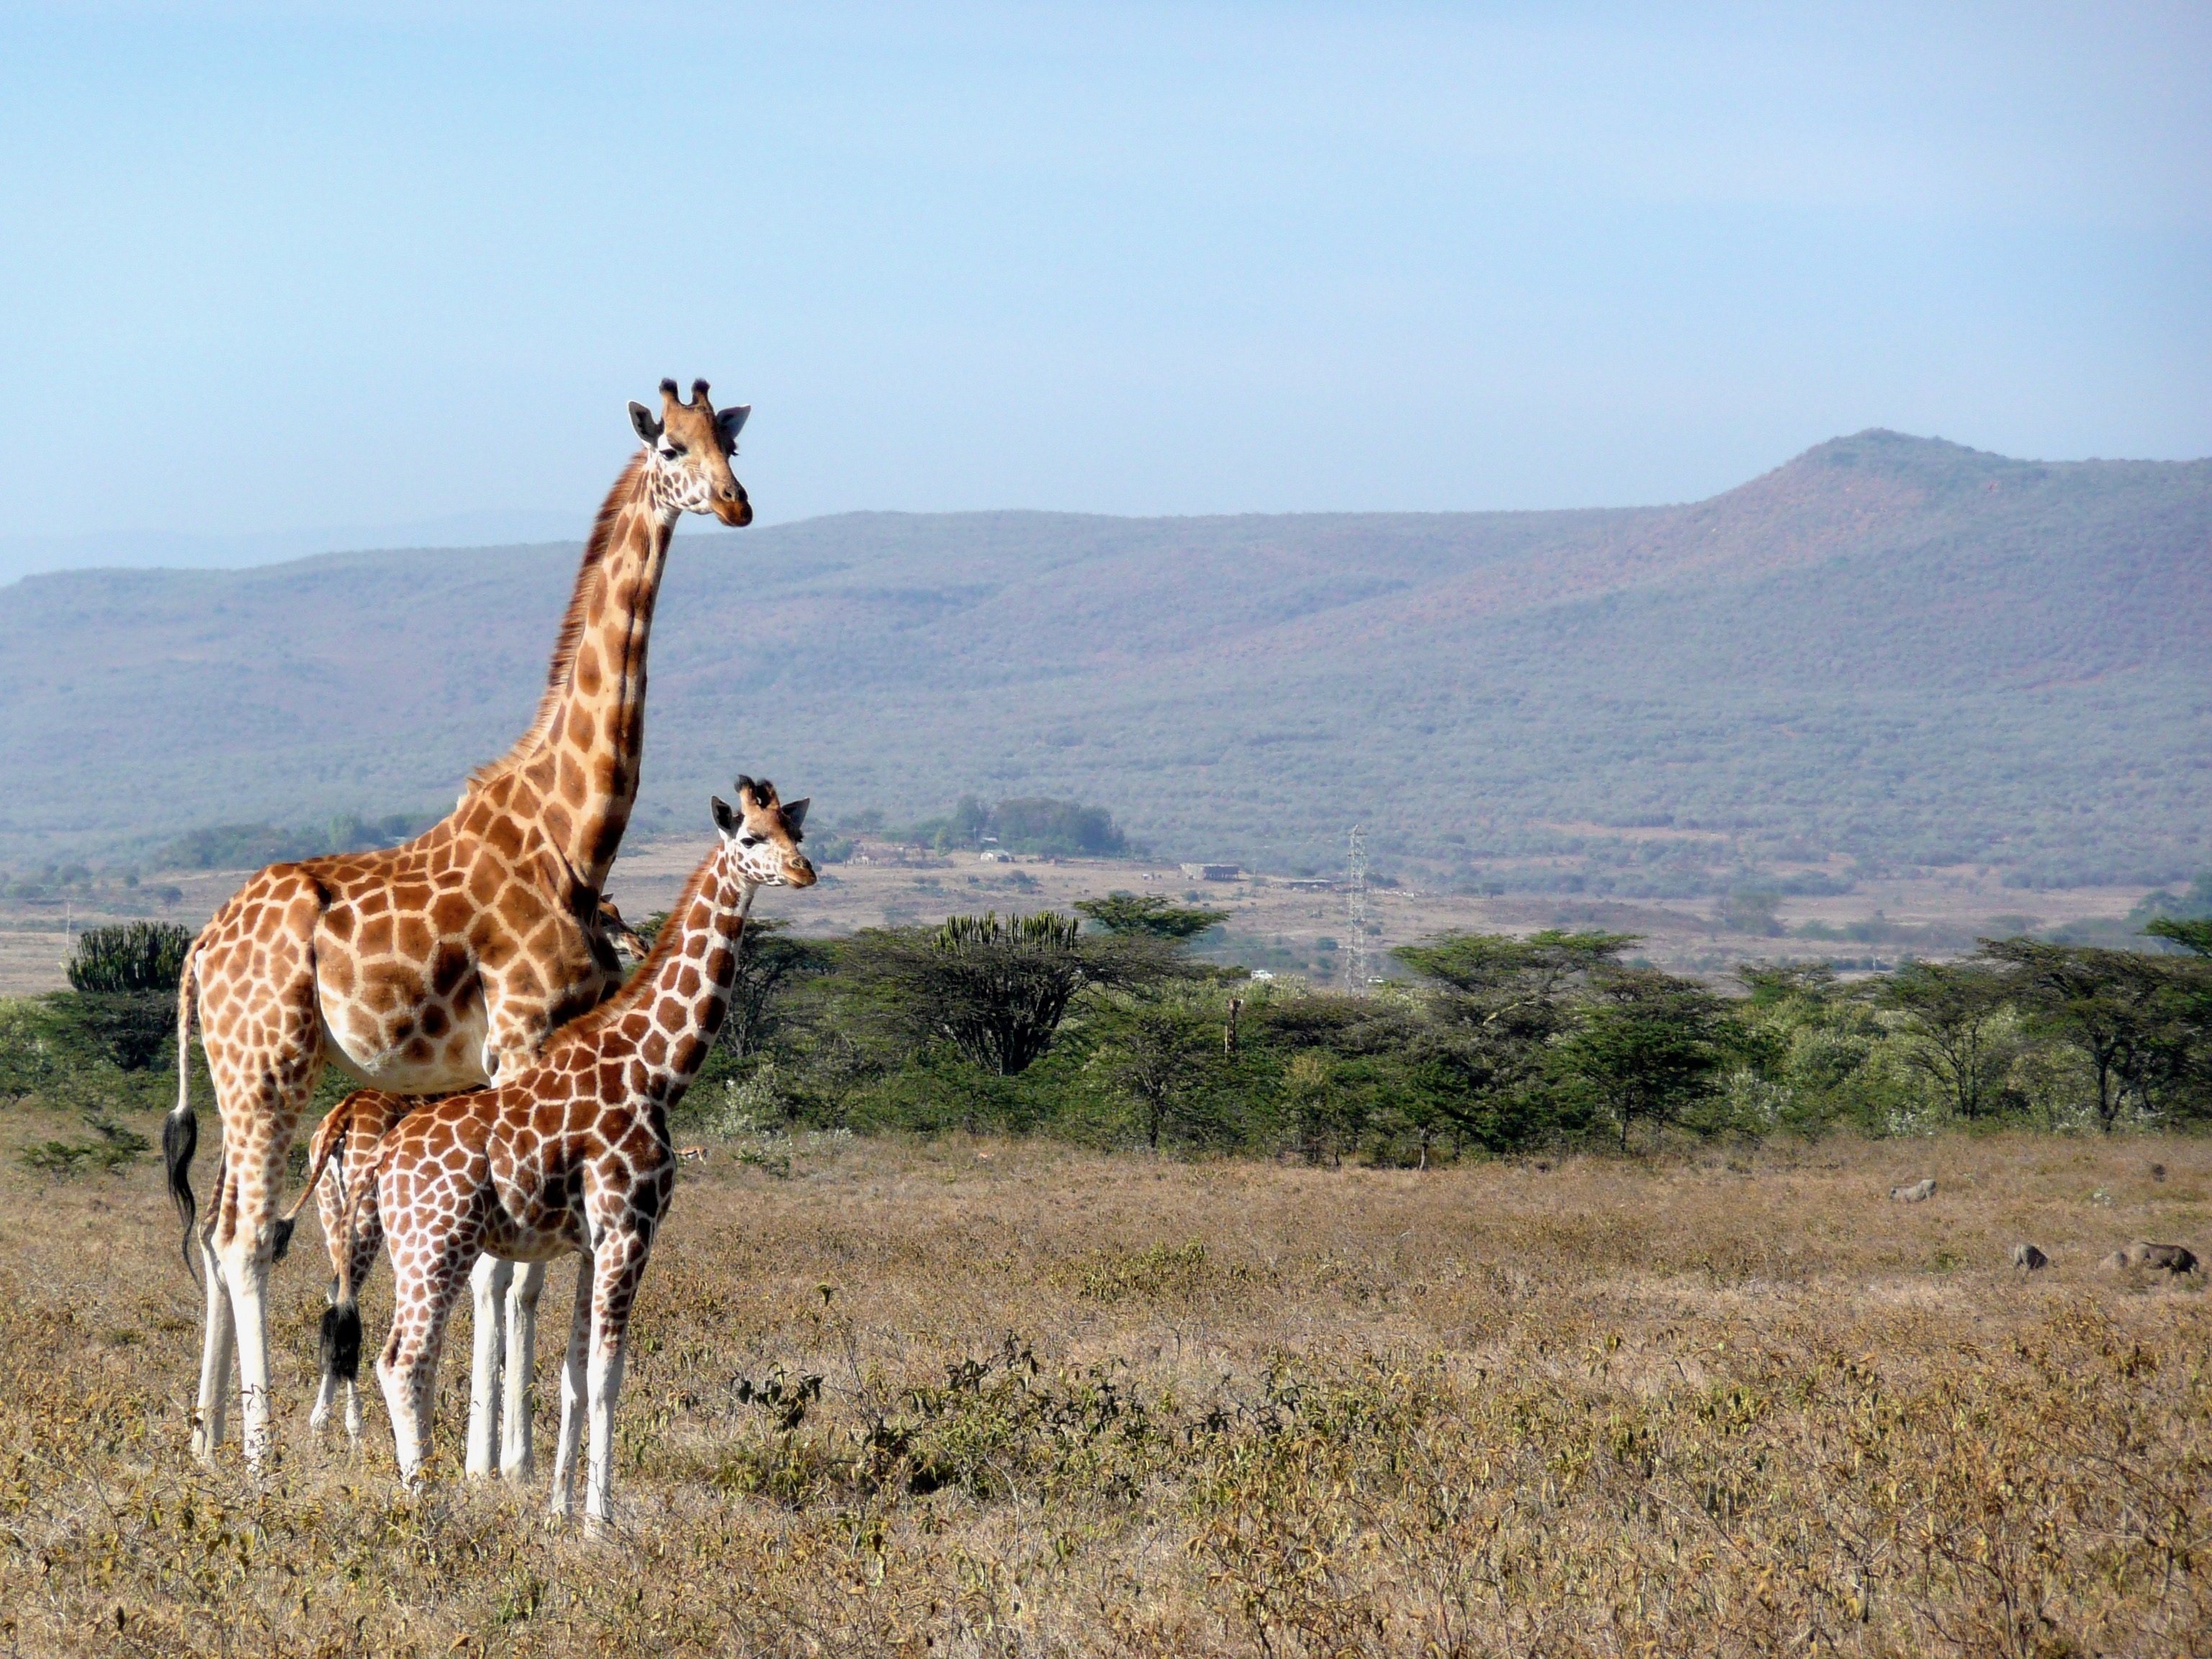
[627,377,752,526]
[595,895,651,965]
[711,775,817,889]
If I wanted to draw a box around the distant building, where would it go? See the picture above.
[1179,862,1243,881]
[1275,878,1332,892]
[979,849,1013,863]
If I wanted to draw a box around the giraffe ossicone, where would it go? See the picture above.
[331,778,814,1530]
[166,380,752,1469]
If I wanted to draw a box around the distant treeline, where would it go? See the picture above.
[6,895,2212,1168]
[158,811,443,871]
[648,890,2212,1162]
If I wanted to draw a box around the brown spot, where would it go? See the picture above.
[421,1004,450,1038]
[675,966,701,998]
[359,917,395,957]
[395,915,433,960]
[431,892,472,936]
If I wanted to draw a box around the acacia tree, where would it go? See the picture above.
[1977,939,2201,1131]
[1393,930,1637,1150]
[717,920,830,1061]
[1092,995,1222,1149]
[1880,961,2015,1121]
[1547,966,1730,1150]
[857,911,1184,1076]
[1074,894,1228,940]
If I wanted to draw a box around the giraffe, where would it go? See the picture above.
[289,895,650,1457]
[166,379,752,1467]
[329,778,814,1531]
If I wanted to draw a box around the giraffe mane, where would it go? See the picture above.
[464,450,650,794]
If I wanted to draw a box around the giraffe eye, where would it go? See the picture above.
[660,440,686,459]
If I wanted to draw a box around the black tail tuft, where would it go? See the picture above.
[269,1215,296,1266]
[162,1105,199,1279]
[320,1300,363,1384]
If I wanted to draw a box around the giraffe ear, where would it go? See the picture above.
[782,798,809,835]
[716,405,750,449]
[711,796,737,835]
[629,401,663,443]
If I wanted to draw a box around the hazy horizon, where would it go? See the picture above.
[1,2,2206,581]
[6,425,2208,589]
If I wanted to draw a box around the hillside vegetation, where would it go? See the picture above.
[1,430,2204,890]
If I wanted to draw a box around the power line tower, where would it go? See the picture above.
[1344,824,1369,991]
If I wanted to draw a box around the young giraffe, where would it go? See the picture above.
[331,779,814,1530]
[289,900,650,1457]
[168,380,751,1467]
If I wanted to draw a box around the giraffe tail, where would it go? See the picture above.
[322,1125,382,1386]
[163,935,204,1282]
[278,1096,349,1244]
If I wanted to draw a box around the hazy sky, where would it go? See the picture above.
[1,1,2206,572]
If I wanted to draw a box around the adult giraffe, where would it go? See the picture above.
[167,379,750,1466]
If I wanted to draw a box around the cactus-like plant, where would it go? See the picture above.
[66,922,194,995]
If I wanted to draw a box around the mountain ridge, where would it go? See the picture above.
[1,431,2205,891]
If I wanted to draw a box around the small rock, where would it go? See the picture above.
[2010,1243,2049,1272]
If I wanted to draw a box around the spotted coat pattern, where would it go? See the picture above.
[169,380,752,1467]
[290,902,647,1456]
[347,781,812,1527]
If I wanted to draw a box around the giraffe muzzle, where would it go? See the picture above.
[713,486,752,529]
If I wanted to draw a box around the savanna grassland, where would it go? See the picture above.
[1,1127,2208,1658]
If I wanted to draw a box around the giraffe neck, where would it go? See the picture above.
[596,845,752,1097]
[469,455,681,889]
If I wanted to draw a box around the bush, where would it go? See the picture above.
[64,922,192,994]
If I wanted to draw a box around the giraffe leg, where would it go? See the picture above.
[465,1254,511,1478]
[189,1223,235,1460]
[584,1236,647,1533]
[377,1264,459,1488]
[549,1251,593,1519]
[338,1172,384,1444]
[500,1260,546,1480]
[374,1220,469,1495]
[215,1226,279,1469]
[375,1318,427,1483]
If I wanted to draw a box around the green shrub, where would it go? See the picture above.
[64,922,192,995]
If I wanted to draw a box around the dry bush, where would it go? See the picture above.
[0,1125,2207,1657]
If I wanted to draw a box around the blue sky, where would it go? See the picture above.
[0,1,2206,577]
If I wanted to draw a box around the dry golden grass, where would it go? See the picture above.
[1,1125,2208,1657]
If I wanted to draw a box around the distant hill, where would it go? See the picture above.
[1,431,2206,893]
